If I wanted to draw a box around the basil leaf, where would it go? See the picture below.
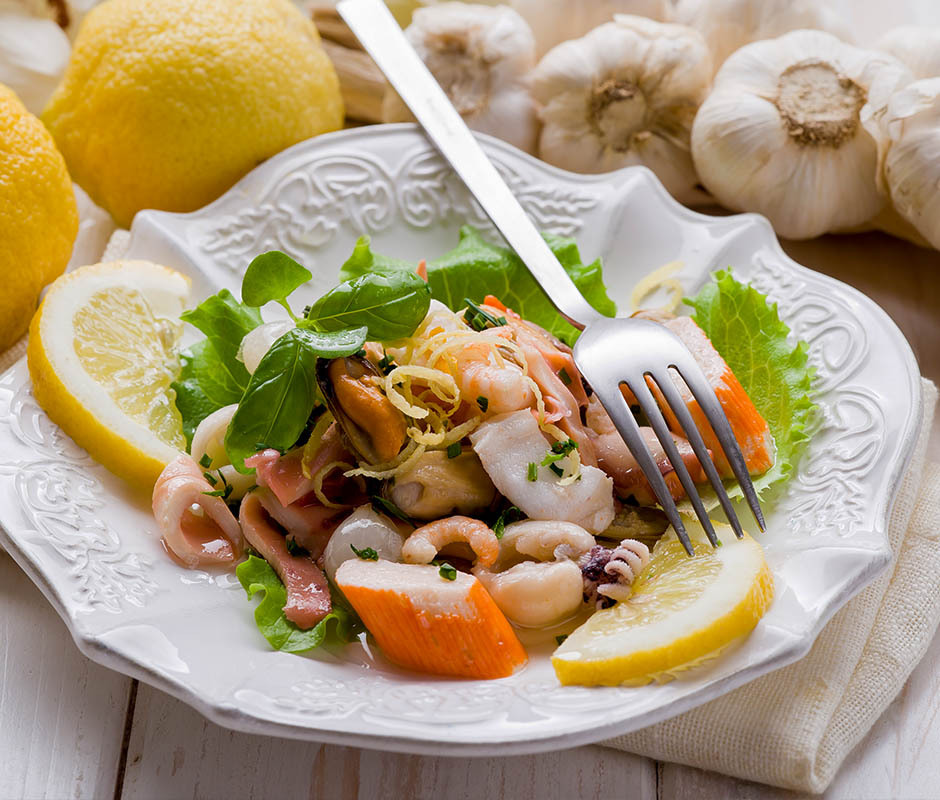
[235,555,363,653]
[242,251,313,309]
[305,270,430,341]
[172,290,262,446]
[338,235,416,283]
[225,326,367,471]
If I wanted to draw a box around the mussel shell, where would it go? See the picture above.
[316,354,406,466]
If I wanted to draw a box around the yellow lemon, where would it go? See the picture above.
[42,0,344,228]
[28,260,191,489]
[552,520,774,686]
[0,83,78,352]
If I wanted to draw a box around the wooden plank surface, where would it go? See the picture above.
[0,550,131,800]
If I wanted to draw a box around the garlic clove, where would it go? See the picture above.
[876,26,940,81]
[532,15,712,205]
[879,78,940,250]
[381,2,539,155]
[691,29,911,240]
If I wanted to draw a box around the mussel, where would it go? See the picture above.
[316,355,408,465]
[385,449,497,520]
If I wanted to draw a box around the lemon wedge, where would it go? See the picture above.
[552,520,774,686]
[28,260,191,488]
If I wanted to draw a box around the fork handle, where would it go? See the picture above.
[338,0,604,330]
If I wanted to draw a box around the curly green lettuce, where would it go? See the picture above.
[686,269,817,498]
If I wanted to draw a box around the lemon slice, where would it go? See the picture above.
[28,260,191,488]
[552,520,774,686]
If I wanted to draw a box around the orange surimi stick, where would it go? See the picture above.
[655,317,775,478]
[335,560,527,679]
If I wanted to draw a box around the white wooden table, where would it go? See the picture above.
[2,230,939,800]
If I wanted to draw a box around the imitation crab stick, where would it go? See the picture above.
[655,317,775,478]
[335,560,527,679]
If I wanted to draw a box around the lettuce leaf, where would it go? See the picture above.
[171,290,262,447]
[339,226,616,346]
[235,555,364,653]
[685,269,817,498]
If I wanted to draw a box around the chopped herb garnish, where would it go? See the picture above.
[492,505,524,539]
[202,484,233,500]
[476,396,489,413]
[378,350,397,375]
[199,452,212,469]
[527,462,538,481]
[371,495,411,523]
[245,483,258,494]
[464,298,507,332]
[254,442,286,455]
[446,441,462,459]
[203,471,218,486]
[548,463,565,478]
[438,562,457,581]
[350,544,379,561]
[285,536,303,556]
[555,634,568,645]
[558,368,572,386]
[541,438,578,466]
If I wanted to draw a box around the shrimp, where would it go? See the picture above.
[454,343,535,415]
[152,454,243,568]
[402,515,500,568]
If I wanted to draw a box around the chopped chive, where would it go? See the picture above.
[527,462,538,481]
[492,505,524,539]
[476,396,489,413]
[286,536,303,556]
[558,368,572,386]
[555,634,568,645]
[371,495,411,523]
[548,463,565,478]
[202,484,232,500]
[446,442,462,459]
[438,562,457,581]
[378,350,397,375]
[541,438,578,466]
[350,544,379,561]
[199,452,212,469]
[203,471,218,486]
[463,298,506,331]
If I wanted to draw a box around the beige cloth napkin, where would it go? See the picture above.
[604,379,940,794]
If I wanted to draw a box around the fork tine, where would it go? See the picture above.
[627,374,720,548]
[649,367,747,541]
[671,356,766,532]
[591,380,695,556]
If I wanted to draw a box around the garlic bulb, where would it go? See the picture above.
[508,0,673,58]
[879,78,940,250]
[876,26,940,81]
[0,11,70,113]
[691,30,910,240]
[530,15,712,205]
[676,0,852,75]
[381,3,539,155]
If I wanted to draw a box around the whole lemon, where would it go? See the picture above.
[0,83,78,352]
[42,0,344,228]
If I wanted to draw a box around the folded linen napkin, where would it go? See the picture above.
[604,379,940,794]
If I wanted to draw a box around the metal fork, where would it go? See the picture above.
[337,0,765,554]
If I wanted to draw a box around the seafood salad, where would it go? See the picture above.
[152,227,815,685]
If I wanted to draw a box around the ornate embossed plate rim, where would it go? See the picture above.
[0,126,923,756]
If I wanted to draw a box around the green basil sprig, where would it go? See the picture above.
[304,270,430,342]
[242,251,313,319]
[225,326,367,471]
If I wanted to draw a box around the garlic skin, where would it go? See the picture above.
[507,0,673,58]
[531,15,712,206]
[879,78,940,250]
[676,0,852,75]
[382,3,539,155]
[691,30,910,240]
[876,26,940,81]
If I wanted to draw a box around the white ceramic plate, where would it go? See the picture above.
[0,125,922,755]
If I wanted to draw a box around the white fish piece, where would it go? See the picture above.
[322,504,407,583]
[470,410,615,534]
